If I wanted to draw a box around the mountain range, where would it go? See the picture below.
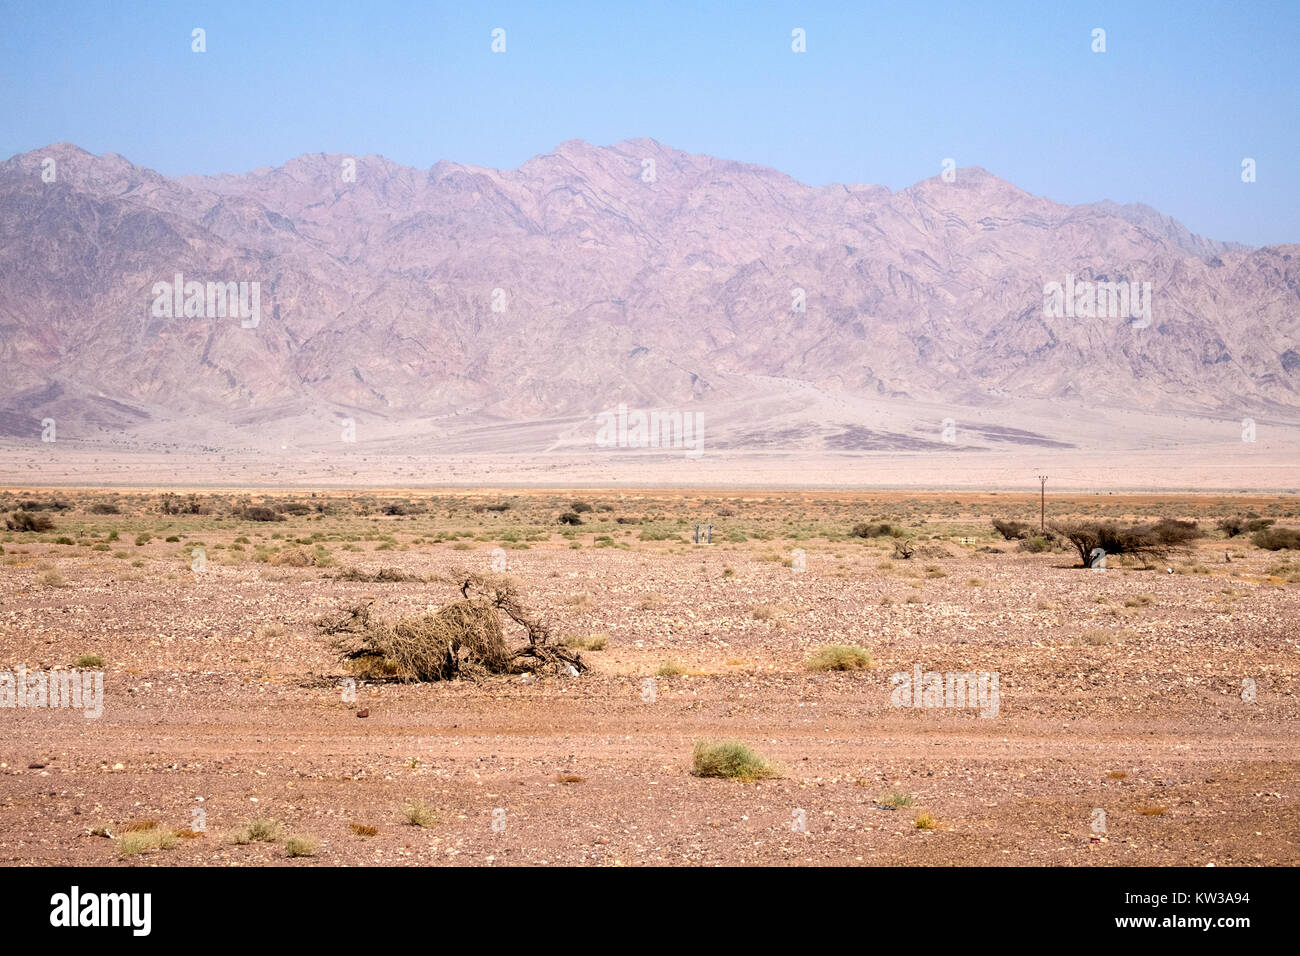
[2,138,1297,459]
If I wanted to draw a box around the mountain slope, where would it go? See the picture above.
[1,139,1297,454]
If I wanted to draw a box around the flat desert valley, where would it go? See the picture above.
[0,486,1295,866]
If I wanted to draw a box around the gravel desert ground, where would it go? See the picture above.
[1,488,1295,866]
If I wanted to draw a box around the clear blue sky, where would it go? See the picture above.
[2,0,1296,245]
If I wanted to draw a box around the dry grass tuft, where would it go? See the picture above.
[401,799,439,827]
[805,645,874,672]
[876,791,915,809]
[691,739,779,782]
[228,817,281,844]
[284,835,318,857]
[117,829,178,857]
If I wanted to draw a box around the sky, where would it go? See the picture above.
[1,0,1296,246]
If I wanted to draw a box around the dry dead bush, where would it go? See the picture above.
[5,511,54,532]
[892,539,916,560]
[333,566,422,582]
[270,546,319,567]
[317,570,585,681]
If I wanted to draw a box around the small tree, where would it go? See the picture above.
[1049,519,1196,568]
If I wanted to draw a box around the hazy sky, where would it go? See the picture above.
[2,0,1296,245]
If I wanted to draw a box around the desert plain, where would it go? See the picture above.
[0,487,1296,866]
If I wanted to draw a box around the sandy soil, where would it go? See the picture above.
[3,444,1299,492]
[0,489,1296,866]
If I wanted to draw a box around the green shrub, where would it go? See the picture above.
[401,800,438,827]
[805,645,873,672]
[876,791,915,808]
[284,835,318,857]
[117,829,178,857]
[692,740,779,782]
[228,818,281,843]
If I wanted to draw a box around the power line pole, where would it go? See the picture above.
[1036,475,1048,532]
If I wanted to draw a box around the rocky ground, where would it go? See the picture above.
[0,489,1296,866]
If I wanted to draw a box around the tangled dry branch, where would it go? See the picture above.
[315,569,586,681]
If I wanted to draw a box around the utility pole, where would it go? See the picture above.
[1036,475,1048,532]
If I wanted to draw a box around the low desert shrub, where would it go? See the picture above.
[117,829,178,857]
[877,791,914,808]
[228,818,280,844]
[992,519,1032,540]
[691,740,779,782]
[805,645,873,672]
[1218,516,1274,537]
[852,522,900,539]
[1253,527,1300,550]
[401,800,438,827]
[5,511,54,532]
[284,835,318,857]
